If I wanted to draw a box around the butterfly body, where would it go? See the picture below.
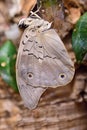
[16,16,75,109]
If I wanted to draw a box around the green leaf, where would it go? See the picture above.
[72,12,87,63]
[0,40,18,92]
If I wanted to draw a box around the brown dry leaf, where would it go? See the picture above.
[64,0,80,9]
[21,0,37,16]
[78,0,87,10]
[5,0,37,18]
[66,7,81,24]
[64,0,81,24]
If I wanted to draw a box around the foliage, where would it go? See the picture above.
[0,40,18,92]
[72,12,87,63]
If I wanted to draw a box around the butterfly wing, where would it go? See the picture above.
[16,26,75,109]
[17,28,74,88]
[16,76,46,109]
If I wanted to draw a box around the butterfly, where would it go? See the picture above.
[16,14,75,109]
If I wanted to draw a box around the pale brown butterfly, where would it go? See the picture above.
[16,13,75,110]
